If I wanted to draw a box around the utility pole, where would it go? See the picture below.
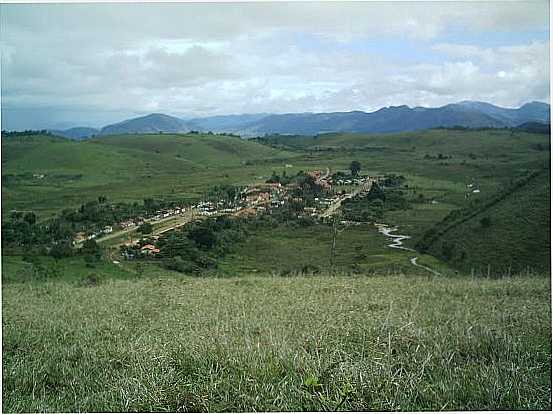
[330,216,337,268]
[330,213,347,270]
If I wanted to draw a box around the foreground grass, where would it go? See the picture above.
[2,268,551,412]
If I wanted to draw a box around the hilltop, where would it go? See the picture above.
[99,113,190,135]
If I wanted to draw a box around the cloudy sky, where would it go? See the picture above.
[1,1,550,130]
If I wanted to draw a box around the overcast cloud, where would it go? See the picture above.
[0,1,549,129]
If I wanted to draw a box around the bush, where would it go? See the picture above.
[138,222,153,234]
[188,226,217,250]
[49,242,73,259]
[480,217,492,228]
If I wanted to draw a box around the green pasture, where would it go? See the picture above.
[2,263,550,412]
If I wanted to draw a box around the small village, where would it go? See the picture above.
[89,168,380,258]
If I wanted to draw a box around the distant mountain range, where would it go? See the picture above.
[49,101,550,139]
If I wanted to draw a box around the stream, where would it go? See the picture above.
[374,223,442,276]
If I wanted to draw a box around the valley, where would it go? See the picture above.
[2,3,551,412]
[2,127,549,276]
[2,126,550,412]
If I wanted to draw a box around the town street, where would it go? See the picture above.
[96,208,200,247]
[319,177,374,218]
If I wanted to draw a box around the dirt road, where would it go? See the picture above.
[320,177,374,218]
[374,223,442,276]
[96,209,200,247]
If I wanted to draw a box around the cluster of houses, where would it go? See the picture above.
[333,177,367,186]
[219,172,375,220]
[93,170,378,257]
[73,205,190,246]
[194,201,241,216]
[464,182,481,199]
[73,225,113,245]
[306,170,332,190]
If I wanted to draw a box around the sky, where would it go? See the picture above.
[0,1,550,130]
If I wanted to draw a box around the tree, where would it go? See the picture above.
[23,212,37,225]
[366,182,385,202]
[480,216,492,228]
[188,226,217,250]
[10,211,23,222]
[349,160,361,177]
[81,239,101,257]
[138,222,153,234]
[49,242,73,259]
[329,214,348,269]
[143,198,159,212]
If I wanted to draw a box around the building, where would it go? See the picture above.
[140,244,159,254]
[73,232,87,245]
[141,244,160,254]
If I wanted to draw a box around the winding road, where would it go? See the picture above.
[374,223,442,276]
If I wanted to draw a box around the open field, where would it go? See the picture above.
[217,222,445,276]
[2,264,550,412]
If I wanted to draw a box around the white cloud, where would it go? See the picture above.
[0,2,549,129]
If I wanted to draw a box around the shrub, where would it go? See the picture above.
[480,217,492,228]
[49,242,73,259]
[138,222,153,234]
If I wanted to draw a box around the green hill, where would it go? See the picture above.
[416,168,550,275]
[2,133,293,217]
[91,133,290,165]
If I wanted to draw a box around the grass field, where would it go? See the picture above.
[2,262,550,412]
[218,222,442,276]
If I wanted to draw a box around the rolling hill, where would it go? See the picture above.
[49,127,100,140]
[1,132,293,216]
[99,113,190,136]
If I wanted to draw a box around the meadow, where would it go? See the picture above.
[2,265,550,412]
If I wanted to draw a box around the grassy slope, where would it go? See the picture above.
[2,129,551,411]
[1,133,295,217]
[218,222,445,276]
[2,261,550,412]
[262,129,550,184]
[421,169,551,274]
